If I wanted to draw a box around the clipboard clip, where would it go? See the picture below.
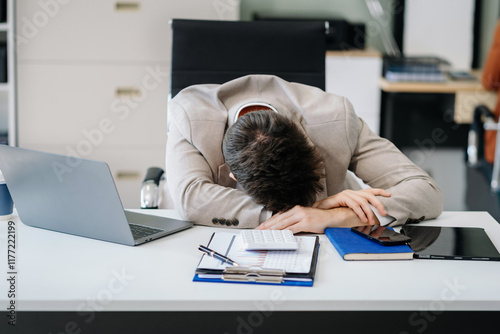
[222,267,285,284]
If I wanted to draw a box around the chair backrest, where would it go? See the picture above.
[170,19,327,97]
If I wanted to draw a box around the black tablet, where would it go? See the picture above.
[401,226,500,261]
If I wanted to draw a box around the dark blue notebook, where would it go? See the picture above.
[325,227,414,261]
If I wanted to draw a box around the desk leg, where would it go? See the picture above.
[380,92,467,149]
[380,91,395,142]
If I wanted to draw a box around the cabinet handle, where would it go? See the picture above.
[115,87,142,98]
[115,2,141,11]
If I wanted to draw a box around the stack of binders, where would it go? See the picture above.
[383,56,450,83]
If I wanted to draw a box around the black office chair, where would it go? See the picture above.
[141,19,328,209]
[466,105,500,220]
[169,19,327,97]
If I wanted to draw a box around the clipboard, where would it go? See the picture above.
[194,232,320,286]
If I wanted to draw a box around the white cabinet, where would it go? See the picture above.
[17,0,240,62]
[325,48,382,134]
[0,0,15,146]
[16,0,240,208]
[17,64,169,148]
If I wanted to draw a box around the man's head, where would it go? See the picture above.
[222,110,324,213]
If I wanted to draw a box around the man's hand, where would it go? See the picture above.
[313,188,391,225]
[256,206,377,234]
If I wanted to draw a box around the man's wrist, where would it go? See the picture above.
[325,207,363,228]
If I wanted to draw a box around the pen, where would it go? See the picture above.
[198,245,239,266]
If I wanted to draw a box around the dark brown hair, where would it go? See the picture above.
[222,110,324,212]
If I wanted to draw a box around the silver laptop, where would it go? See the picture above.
[0,145,192,246]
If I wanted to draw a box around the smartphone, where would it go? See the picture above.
[351,225,411,246]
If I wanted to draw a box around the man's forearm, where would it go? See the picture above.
[258,205,380,234]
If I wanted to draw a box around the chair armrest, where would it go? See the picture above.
[140,167,164,209]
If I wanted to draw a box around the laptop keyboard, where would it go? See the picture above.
[129,223,165,239]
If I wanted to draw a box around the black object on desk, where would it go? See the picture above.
[402,226,500,261]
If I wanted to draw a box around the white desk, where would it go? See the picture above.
[1,211,500,333]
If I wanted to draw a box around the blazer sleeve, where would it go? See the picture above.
[344,98,443,226]
[482,21,500,92]
[165,100,264,228]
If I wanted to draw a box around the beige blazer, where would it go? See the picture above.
[166,75,443,228]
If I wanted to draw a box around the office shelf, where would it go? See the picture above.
[326,47,382,134]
